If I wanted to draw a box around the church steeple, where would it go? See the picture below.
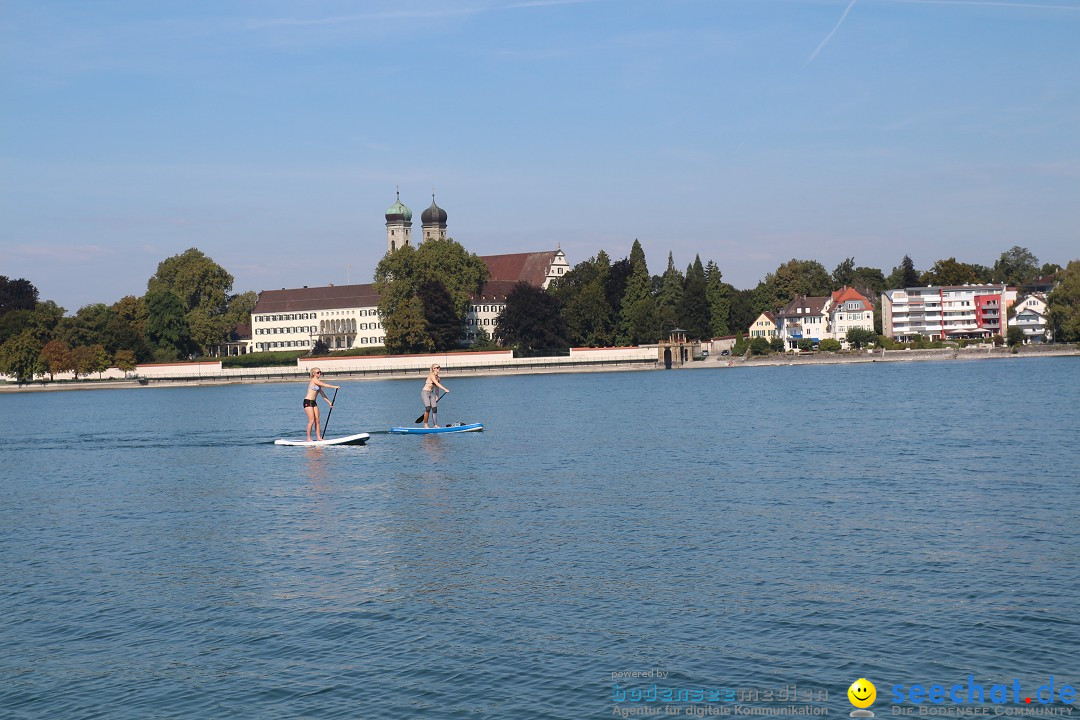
[421,191,448,242]
[385,187,413,253]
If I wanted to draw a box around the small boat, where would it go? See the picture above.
[388,423,484,435]
[274,433,370,446]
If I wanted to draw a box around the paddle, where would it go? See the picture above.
[415,392,444,423]
[322,387,339,437]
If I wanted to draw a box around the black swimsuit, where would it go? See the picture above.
[303,399,317,408]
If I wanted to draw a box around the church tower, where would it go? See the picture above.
[385,190,413,253]
[421,193,448,242]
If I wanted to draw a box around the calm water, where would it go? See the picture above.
[2,358,1078,719]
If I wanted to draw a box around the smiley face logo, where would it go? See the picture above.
[848,678,877,709]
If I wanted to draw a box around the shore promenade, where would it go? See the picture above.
[2,344,1076,393]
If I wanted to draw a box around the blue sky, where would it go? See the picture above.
[2,0,1078,312]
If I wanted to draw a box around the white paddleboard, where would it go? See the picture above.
[274,432,370,447]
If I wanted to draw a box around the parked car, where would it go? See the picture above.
[720,349,730,356]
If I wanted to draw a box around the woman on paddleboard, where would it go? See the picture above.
[303,368,339,441]
[421,364,449,428]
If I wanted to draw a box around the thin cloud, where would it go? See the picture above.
[806,0,859,65]
[249,7,480,29]
[14,244,111,262]
[507,0,602,8]
[882,0,1080,11]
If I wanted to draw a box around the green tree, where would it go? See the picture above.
[655,253,684,334]
[72,344,110,379]
[887,255,920,289]
[113,349,138,375]
[0,277,39,314]
[618,240,657,344]
[495,282,568,351]
[753,259,831,314]
[564,280,614,347]
[797,338,814,352]
[748,337,771,355]
[1048,260,1080,342]
[374,238,488,352]
[40,339,73,380]
[769,337,785,352]
[833,257,856,288]
[145,290,194,360]
[470,326,499,350]
[383,295,433,354]
[704,261,732,337]
[1039,262,1062,277]
[552,252,614,346]
[678,255,710,341]
[819,338,842,351]
[921,257,981,286]
[729,289,758,336]
[58,304,114,349]
[845,327,877,349]
[147,248,237,354]
[147,248,234,316]
[606,256,632,319]
[418,279,464,350]
[1005,326,1026,347]
[992,246,1040,286]
[0,330,44,382]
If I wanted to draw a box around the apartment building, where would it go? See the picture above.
[881,284,1016,341]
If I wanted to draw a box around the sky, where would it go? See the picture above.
[2,0,1079,313]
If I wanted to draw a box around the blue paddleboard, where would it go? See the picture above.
[389,423,484,435]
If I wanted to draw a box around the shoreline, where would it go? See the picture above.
[2,345,1076,393]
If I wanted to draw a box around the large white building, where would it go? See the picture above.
[881,284,1016,341]
[248,194,569,353]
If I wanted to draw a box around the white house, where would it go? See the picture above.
[827,286,875,342]
[1011,293,1050,343]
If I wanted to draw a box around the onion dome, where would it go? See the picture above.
[421,194,447,225]
[385,190,412,222]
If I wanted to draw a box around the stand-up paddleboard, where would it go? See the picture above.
[389,423,484,435]
[274,433,370,446]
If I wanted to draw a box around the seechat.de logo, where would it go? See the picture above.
[848,678,877,717]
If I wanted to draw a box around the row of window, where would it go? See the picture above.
[254,337,387,351]
[256,310,382,323]
[256,326,316,335]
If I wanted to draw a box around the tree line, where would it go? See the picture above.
[3,242,1078,382]
[0,249,256,382]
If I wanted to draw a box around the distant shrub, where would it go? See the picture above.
[748,337,771,355]
[223,351,305,368]
[769,337,785,352]
[797,338,814,352]
[819,339,842,352]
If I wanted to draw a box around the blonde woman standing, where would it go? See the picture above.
[303,368,339,441]
[421,364,449,428]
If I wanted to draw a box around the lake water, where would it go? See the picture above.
[2,358,1078,719]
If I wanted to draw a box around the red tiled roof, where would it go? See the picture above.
[472,280,521,301]
[481,251,558,285]
[252,283,381,314]
[831,286,873,307]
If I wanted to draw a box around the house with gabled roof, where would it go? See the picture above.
[1011,292,1051,343]
[827,286,875,343]
[748,311,778,339]
[776,295,829,350]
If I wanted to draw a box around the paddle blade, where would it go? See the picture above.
[415,413,425,423]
